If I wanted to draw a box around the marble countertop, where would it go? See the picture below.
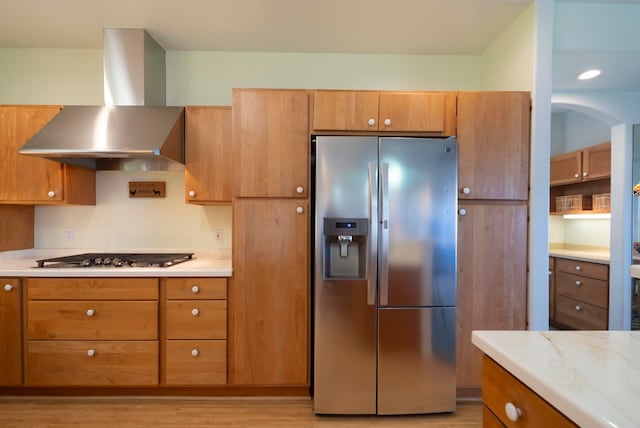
[0,248,232,277]
[549,248,610,264]
[472,330,640,428]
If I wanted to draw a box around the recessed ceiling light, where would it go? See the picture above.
[578,69,601,80]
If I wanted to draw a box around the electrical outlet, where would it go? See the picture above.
[215,228,223,242]
[65,228,74,241]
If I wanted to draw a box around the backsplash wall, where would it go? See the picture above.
[35,171,231,250]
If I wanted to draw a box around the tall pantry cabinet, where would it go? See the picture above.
[456,91,530,391]
[231,89,309,387]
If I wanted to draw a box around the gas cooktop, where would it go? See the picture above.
[35,253,194,268]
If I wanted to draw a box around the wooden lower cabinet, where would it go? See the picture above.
[482,355,577,427]
[232,199,309,386]
[0,278,22,386]
[164,277,228,385]
[457,203,527,389]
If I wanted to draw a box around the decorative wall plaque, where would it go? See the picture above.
[128,181,166,198]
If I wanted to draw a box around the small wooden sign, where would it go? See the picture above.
[129,181,166,198]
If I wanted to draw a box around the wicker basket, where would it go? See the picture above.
[555,194,592,212]
[592,193,610,212]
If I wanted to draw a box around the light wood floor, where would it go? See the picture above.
[0,397,483,427]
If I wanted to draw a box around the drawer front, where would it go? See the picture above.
[165,301,227,339]
[556,272,608,308]
[28,301,158,340]
[482,356,577,428]
[26,340,158,385]
[27,278,158,300]
[165,340,226,385]
[554,295,608,330]
[165,277,227,300]
[555,259,608,280]
[483,405,506,428]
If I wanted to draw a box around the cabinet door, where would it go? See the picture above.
[232,199,309,385]
[582,141,611,182]
[185,106,232,203]
[549,257,556,322]
[312,90,379,131]
[457,203,527,388]
[378,92,455,133]
[550,151,582,186]
[457,92,530,200]
[233,89,309,198]
[0,278,22,385]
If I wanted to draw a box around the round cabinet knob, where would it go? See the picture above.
[462,187,471,195]
[548,270,552,276]
[575,305,582,311]
[574,173,580,179]
[296,206,304,214]
[575,280,582,286]
[296,186,304,194]
[191,349,199,357]
[3,284,13,292]
[575,265,582,272]
[191,308,200,316]
[87,349,96,357]
[458,208,467,216]
[367,118,376,126]
[188,190,196,197]
[383,118,391,126]
[583,171,588,177]
[191,285,200,294]
[86,309,95,317]
[47,190,56,198]
[505,402,522,422]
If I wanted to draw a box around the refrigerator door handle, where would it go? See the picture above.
[367,162,378,306]
[380,162,390,306]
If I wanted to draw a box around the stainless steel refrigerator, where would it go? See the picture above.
[313,136,457,415]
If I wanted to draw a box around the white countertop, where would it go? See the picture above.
[472,330,640,428]
[0,248,232,277]
[549,248,610,264]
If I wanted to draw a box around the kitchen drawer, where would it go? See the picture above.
[26,340,158,385]
[483,405,506,427]
[554,295,608,330]
[165,277,227,300]
[555,259,608,280]
[165,301,227,339]
[27,278,158,300]
[165,340,226,385]
[556,272,608,308]
[482,356,577,427]
[28,301,158,340]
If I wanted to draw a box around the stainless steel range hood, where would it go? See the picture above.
[19,28,185,171]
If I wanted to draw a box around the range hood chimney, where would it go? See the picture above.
[19,28,185,171]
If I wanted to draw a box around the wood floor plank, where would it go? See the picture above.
[0,397,482,427]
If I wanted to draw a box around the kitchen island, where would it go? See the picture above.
[472,330,639,427]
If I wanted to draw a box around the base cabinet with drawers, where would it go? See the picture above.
[549,257,609,330]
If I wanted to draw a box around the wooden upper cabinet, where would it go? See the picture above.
[0,105,95,205]
[185,106,232,204]
[233,89,309,198]
[457,92,531,200]
[312,90,456,134]
[550,142,610,186]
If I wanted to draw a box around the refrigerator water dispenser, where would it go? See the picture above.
[322,218,368,279]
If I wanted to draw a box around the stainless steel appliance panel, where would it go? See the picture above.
[379,137,457,308]
[314,136,379,414]
[377,307,456,415]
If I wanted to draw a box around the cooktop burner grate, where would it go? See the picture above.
[36,253,194,268]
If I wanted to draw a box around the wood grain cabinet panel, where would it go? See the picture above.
[26,278,158,300]
[482,356,577,427]
[165,340,226,385]
[0,278,22,386]
[550,142,610,186]
[0,105,95,205]
[26,340,158,386]
[312,90,379,131]
[165,301,227,340]
[185,106,233,204]
[233,89,309,198]
[165,277,227,300]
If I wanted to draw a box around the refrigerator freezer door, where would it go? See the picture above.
[377,307,456,415]
[314,136,379,414]
[379,137,457,307]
